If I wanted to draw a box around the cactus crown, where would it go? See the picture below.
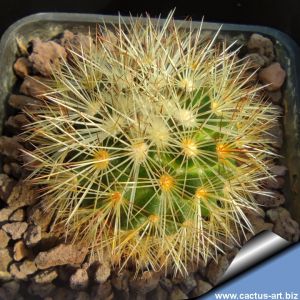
[23,12,278,276]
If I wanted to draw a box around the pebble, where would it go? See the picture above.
[129,271,160,294]
[0,207,15,223]
[13,240,30,261]
[1,281,20,300]
[0,249,12,272]
[148,285,168,300]
[75,291,90,300]
[180,274,197,294]
[33,269,58,284]
[70,268,89,290]
[35,243,88,269]
[159,277,173,292]
[28,282,55,298]
[247,33,275,65]
[0,136,24,162]
[8,94,40,110]
[255,191,285,207]
[27,203,53,230]
[20,76,49,99]
[267,208,300,242]
[259,62,286,91]
[2,222,28,240]
[5,114,30,131]
[206,256,229,285]
[169,287,188,300]
[270,165,288,177]
[0,229,10,249]
[267,90,282,104]
[9,209,25,222]
[29,38,67,77]
[246,53,266,68]
[5,181,37,208]
[3,162,23,179]
[94,261,111,284]
[13,57,32,78]
[91,281,113,300]
[10,260,37,280]
[24,224,42,247]
[0,174,15,202]
[111,270,130,292]
[191,280,213,297]
[263,176,285,189]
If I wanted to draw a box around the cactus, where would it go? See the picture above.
[23,12,279,276]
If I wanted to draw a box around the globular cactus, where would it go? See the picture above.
[23,12,279,276]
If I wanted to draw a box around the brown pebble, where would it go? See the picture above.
[129,271,160,294]
[5,114,30,130]
[267,207,300,242]
[13,57,32,78]
[24,224,42,247]
[0,229,10,249]
[206,256,229,285]
[33,269,58,284]
[8,94,40,110]
[2,222,28,240]
[10,260,37,280]
[267,90,282,104]
[13,240,30,261]
[0,207,15,222]
[263,176,285,189]
[169,287,188,300]
[9,209,25,222]
[20,76,49,99]
[0,136,24,162]
[28,282,55,298]
[29,38,67,77]
[0,174,16,202]
[247,33,275,65]
[255,191,285,207]
[70,268,89,290]
[0,249,12,272]
[191,280,212,297]
[35,243,88,269]
[5,181,37,208]
[94,261,111,284]
[259,62,286,91]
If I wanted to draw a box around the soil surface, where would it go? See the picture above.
[0,29,299,300]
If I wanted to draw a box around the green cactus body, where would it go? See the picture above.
[23,12,279,275]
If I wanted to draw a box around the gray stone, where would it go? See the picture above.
[1,281,20,300]
[159,277,173,292]
[28,282,55,298]
[91,281,113,300]
[111,270,130,291]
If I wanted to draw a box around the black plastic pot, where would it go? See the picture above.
[0,12,299,292]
